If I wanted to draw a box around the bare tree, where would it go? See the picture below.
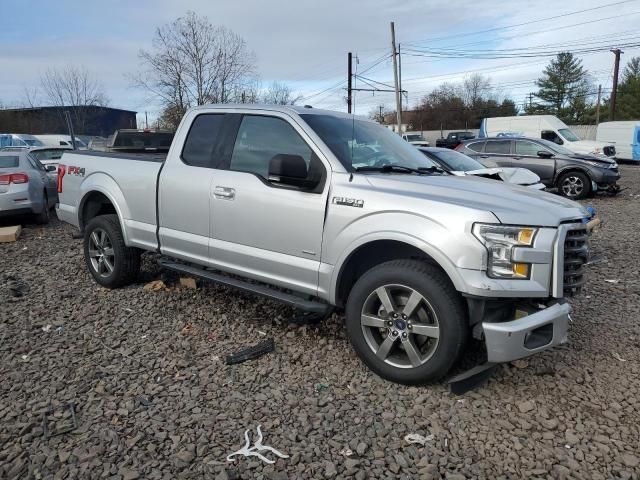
[261,81,302,105]
[459,74,492,107]
[40,65,108,133]
[136,11,257,129]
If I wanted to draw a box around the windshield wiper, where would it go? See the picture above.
[355,164,443,175]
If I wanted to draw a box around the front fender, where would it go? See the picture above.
[78,173,130,243]
[324,211,488,304]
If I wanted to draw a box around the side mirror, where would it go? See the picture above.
[537,150,554,159]
[268,154,317,189]
[45,165,57,172]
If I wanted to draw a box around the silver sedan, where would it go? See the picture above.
[0,149,57,224]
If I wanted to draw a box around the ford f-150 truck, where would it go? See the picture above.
[56,105,590,385]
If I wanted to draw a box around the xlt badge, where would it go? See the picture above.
[332,197,364,208]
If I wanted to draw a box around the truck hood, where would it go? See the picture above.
[364,173,587,227]
[461,167,542,186]
[568,140,613,156]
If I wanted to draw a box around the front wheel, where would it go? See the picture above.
[83,214,141,288]
[345,260,467,385]
[558,171,591,200]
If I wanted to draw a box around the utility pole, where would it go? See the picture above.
[610,48,623,121]
[398,43,402,113]
[379,105,384,123]
[347,52,353,114]
[145,111,149,129]
[390,22,402,134]
[528,93,533,109]
[595,84,602,125]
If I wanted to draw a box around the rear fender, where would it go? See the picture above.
[78,173,129,243]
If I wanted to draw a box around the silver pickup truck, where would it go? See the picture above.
[56,105,590,385]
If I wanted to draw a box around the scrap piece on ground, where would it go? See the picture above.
[179,277,197,289]
[226,425,289,464]
[448,363,498,395]
[0,225,22,243]
[225,338,275,365]
[143,280,166,291]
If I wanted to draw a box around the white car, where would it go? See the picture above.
[419,147,545,190]
[402,133,430,147]
[480,115,615,158]
[34,134,88,149]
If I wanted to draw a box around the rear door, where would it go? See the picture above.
[209,112,330,295]
[158,112,236,265]
[479,139,512,167]
[512,139,555,183]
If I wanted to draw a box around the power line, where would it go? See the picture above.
[403,0,640,47]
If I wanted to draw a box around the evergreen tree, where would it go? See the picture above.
[534,52,591,122]
[617,57,640,120]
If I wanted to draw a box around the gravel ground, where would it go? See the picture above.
[1,166,640,480]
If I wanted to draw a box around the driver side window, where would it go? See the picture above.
[230,115,313,179]
[515,140,547,156]
[541,130,563,145]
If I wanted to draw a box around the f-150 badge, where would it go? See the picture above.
[332,197,364,208]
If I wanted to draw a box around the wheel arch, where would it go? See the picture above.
[78,189,127,243]
[332,236,465,308]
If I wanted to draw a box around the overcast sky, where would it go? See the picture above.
[1,0,639,123]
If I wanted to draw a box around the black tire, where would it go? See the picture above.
[34,192,50,224]
[557,171,591,200]
[345,259,467,385]
[83,214,141,288]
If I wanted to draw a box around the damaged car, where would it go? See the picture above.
[419,147,545,190]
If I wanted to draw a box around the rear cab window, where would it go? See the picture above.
[181,114,226,168]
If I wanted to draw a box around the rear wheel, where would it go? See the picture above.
[83,214,141,288]
[558,171,591,200]
[34,192,50,224]
[345,260,467,385]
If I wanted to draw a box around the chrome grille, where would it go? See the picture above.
[563,226,589,297]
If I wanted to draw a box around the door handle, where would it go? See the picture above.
[214,186,235,200]
[480,155,489,159]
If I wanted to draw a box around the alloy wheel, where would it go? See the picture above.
[88,228,115,277]
[360,284,440,368]
[561,175,584,197]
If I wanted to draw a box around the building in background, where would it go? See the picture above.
[0,106,137,137]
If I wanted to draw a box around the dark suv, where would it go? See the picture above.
[456,137,620,199]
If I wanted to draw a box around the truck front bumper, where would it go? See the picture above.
[483,301,570,363]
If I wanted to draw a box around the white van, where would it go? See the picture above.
[34,134,88,149]
[596,121,640,162]
[480,115,615,157]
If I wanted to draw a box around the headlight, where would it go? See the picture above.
[472,224,538,279]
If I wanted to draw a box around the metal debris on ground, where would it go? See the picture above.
[612,352,627,362]
[604,279,620,284]
[226,425,289,464]
[42,402,78,438]
[404,433,434,446]
[225,338,275,365]
[339,448,354,456]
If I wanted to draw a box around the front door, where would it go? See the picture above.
[209,113,330,295]
[512,139,556,183]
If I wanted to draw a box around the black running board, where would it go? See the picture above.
[158,259,330,314]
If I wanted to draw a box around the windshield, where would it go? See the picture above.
[301,114,438,171]
[405,134,425,141]
[538,138,575,155]
[427,149,484,171]
[23,138,43,146]
[558,128,580,142]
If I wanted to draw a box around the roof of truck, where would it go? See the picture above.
[189,104,371,121]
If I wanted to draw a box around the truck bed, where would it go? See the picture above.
[57,150,164,251]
